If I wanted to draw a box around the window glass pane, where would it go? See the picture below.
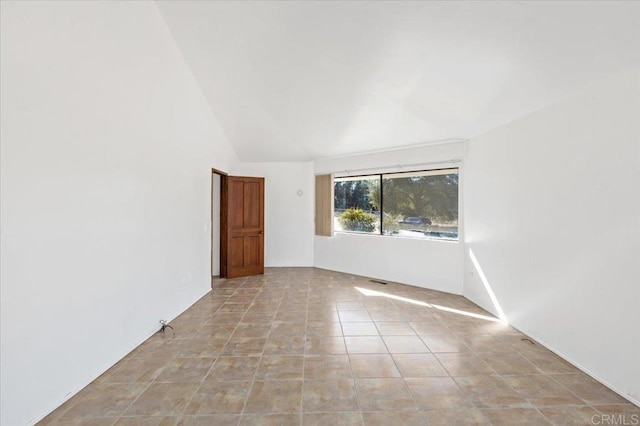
[381,169,459,240]
[334,176,380,234]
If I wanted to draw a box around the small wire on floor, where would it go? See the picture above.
[158,319,175,336]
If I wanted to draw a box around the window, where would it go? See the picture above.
[333,168,459,240]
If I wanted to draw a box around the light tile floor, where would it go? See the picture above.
[40,268,639,425]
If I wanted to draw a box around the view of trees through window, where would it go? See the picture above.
[333,169,459,240]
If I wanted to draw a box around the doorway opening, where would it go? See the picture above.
[211,168,227,286]
[211,169,265,286]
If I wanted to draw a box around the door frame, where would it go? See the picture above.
[211,168,228,284]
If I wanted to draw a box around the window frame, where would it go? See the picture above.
[333,167,460,241]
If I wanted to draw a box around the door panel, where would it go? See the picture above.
[230,236,245,268]
[246,235,261,267]
[230,180,245,229]
[225,176,264,278]
[244,182,261,228]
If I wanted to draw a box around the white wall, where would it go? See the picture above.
[314,143,465,294]
[0,2,238,425]
[464,69,640,404]
[232,162,315,267]
[315,233,463,294]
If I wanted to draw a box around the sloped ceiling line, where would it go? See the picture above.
[155,0,640,162]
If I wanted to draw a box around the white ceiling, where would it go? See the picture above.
[155,1,639,161]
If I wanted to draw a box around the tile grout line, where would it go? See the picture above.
[343,296,369,426]
[43,268,637,424]
[464,335,566,416]
[378,301,426,421]
[179,276,255,422]
[239,273,283,419]
[115,287,232,422]
[299,277,310,425]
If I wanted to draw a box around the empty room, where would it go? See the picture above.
[1,1,639,425]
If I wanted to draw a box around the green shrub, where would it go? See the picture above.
[339,208,376,232]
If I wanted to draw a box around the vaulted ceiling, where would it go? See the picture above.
[155,1,639,161]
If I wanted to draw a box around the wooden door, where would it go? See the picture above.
[222,176,264,278]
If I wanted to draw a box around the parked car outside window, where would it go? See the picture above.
[398,217,432,226]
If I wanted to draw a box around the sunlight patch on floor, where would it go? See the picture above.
[354,286,502,322]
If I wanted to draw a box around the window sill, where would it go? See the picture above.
[333,230,459,243]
